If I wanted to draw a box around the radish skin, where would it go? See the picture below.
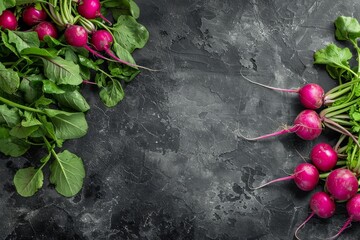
[325,168,358,201]
[310,143,338,172]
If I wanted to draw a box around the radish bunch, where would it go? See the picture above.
[244,15,360,239]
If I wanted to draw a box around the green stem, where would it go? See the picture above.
[325,86,351,101]
[321,98,359,117]
[351,39,360,74]
[0,96,44,114]
[328,117,352,126]
[336,160,347,166]
[319,172,331,179]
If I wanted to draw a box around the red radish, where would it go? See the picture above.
[252,163,319,191]
[22,5,47,26]
[242,109,322,141]
[34,21,58,41]
[64,25,106,58]
[90,29,155,71]
[241,73,324,109]
[310,143,338,172]
[327,194,360,239]
[77,0,112,25]
[0,10,18,30]
[325,168,358,201]
[294,192,335,239]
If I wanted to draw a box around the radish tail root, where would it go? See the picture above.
[238,125,300,141]
[294,212,315,240]
[249,175,294,190]
[105,49,160,72]
[240,71,299,93]
[326,217,352,240]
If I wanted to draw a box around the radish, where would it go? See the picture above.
[0,10,18,30]
[327,194,360,239]
[22,5,47,26]
[294,191,335,240]
[242,109,322,141]
[310,143,338,172]
[64,25,106,58]
[252,163,319,191]
[77,0,112,25]
[34,21,58,41]
[90,29,155,71]
[325,168,358,201]
[241,73,324,109]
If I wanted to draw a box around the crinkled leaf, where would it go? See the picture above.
[0,127,30,157]
[0,62,20,94]
[99,80,124,107]
[314,43,352,69]
[50,150,85,197]
[112,15,149,53]
[54,90,90,112]
[8,31,40,53]
[42,57,83,85]
[13,167,44,197]
[335,16,360,41]
[43,110,88,140]
[0,104,21,127]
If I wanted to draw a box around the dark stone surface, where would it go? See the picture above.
[2,0,360,239]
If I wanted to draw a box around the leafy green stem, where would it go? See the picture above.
[0,96,44,114]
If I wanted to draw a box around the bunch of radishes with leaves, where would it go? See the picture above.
[241,16,360,239]
[0,0,150,198]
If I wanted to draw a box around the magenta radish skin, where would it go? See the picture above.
[0,10,18,30]
[293,163,319,191]
[77,0,111,24]
[295,191,335,239]
[310,191,336,218]
[325,168,358,201]
[298,83,324,110]
[22,5,47,26]
[293,110,322,140]
[310,143,338,172]
[34,21,58,41]
[252,163,319,191]
[64,25,88,47]
[91,29,113,51]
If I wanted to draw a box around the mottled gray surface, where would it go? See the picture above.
[2,0,360,239]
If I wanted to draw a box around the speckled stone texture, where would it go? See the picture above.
[2,0,360,239]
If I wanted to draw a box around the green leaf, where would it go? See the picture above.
[8,31,40,53]
[34,95,54,108]
[0,0,15,14]
[0,104,21,127]
[104,0,140,19]
[112,42,136,66]
[335,16,360,41]
[42,80,66,94]
[1,31,18,57]
[112,15,149,53]
[0,127,30,157]
[99,80,125,107]
[13,167,44,197]
[0,62,20,94]
[314,43,352,69]
[10,125,39,138]
[44,110,88,140]
[42,57,83,85]
[21,47,57,58]
[50,150,85,197]
[54,90,90,112]
[22,111,42,127]
[78,55,99,70]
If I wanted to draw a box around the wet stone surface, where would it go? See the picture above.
[2,0,360,239]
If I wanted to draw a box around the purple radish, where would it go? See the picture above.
[241,73,324,109]
[34,21,58,41]
[64,25,107,58]
[77,0,111,25]
[0,10,18,30]
[90,29,155,71]
[252,163,319,191]
[327,194,360,239]
[242,109,322,141]
[22,5,47,26]
[310,143,338,172]
[294,191,335,239]
[325,168,358,201]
